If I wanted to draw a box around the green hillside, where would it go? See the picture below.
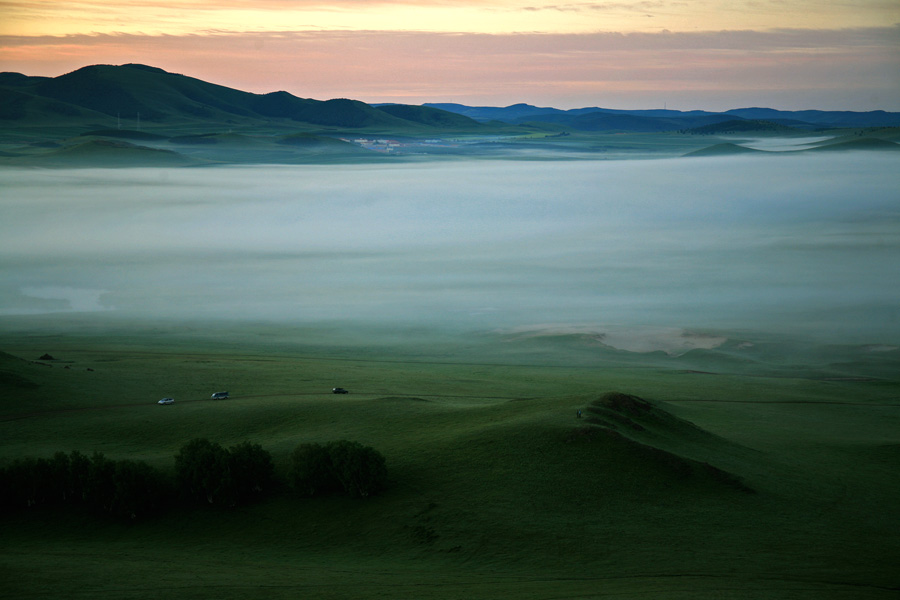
[808,137,900,152]
[683,142,763,157]
[0,64,485,134]
[1,326,898,599]
[5,63,900,165]
[4,138,198,167]
[683,119,800,134]
[376,103,496,129]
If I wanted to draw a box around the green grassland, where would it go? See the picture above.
[3,64,899,167]
[1,319,898,598]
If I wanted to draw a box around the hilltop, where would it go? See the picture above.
[0,63,487,133]
[3,63,900,166]
[684,134,900,157]
[681,119,801,135]
[427,102,900,130]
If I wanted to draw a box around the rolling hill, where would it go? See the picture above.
[3,63,900,166]
[0,63,487,133]
[683,142,766,157]
[684,136,900,157]
[1,331,898,598]
[681,119,801,135]
[427,102,900,131]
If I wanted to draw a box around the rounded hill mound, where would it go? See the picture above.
[683,142,762,157]
[808,137,900,152]
[41,139,196,167]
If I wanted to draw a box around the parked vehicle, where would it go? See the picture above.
[158,397,174,405]
[211,391,229,400]
[332,387,349,394]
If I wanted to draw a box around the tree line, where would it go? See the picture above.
[0,439,388,520]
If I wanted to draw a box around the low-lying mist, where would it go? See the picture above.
[1,153,898,350]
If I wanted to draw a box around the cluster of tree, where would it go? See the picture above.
[0,439,388,520]
[174,439,276,508]
[290,440,388,498]
[0,451,170,520]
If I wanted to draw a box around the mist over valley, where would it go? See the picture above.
[3,51,900,599]
[2,152,898,361]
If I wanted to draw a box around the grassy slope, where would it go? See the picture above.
[4,119,897,166]
[1,325,898,599]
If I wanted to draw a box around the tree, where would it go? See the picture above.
[174,438,235,507]
[289,442,336,497]
[66,450,92,505]
[228,441,275,504]
[327,440,388,498]
[0,457,48,508]
[85,452,117,514]
[289,440,388,498]
[109,459,171,519]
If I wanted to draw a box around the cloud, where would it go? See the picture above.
[1,25,897,109]
[3,0,899,37]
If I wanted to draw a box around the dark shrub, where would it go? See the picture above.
[228,441,276,503]
[175,438,276,508]
[327,440,388,498]
[290,443,336,497]
[66,450,92,505]
[174,438,235,507]
[289,440,388,498]
[109,459,171,519]
[0,457,48,508]
[85,452,117,514]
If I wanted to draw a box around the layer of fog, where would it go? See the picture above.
[1,152,898,348]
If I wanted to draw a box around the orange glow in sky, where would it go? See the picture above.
[1,1,899,110]
[3,1,898,36]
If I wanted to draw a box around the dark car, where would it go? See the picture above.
[332,387,349,394]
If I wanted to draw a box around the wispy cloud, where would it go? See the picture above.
[2,25,897,110]
[2,0,898,37]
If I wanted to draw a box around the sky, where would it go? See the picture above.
[1,1,899,110]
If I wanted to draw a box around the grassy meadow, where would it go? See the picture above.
[3,64,899,598]
[1,318,898,599]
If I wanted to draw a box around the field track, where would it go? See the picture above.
[4,390,898,423]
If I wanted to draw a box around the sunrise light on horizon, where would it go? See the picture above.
[1,1,899,110]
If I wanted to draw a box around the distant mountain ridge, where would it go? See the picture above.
[3,64,898,136]
[425,102,900,130]
[0,63,485,132]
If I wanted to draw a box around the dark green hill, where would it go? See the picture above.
[79,128,167,141]
[683,142,763,157]
[684,119,800,135]
[726,107,900,128]
[35,139,197,167]
[568,112,677,132]
[277,132,364,151]
[806,137,900,152]
[251,93,414,128]
[0,86,111,123]
[578,392,754,491]
[515,111,682,132]
[375,104,482,129]
[0,350,39,391]
[0,64,485,133]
